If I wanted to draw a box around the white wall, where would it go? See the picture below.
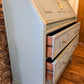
[68,0,79,15]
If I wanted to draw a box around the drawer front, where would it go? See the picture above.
[46,35,79,83]
[53,37,62,54]
[47,22,80,59]
[68,35,79,56]
[53,52,67,82]
[68,24,80,41]
[53,33,68,56]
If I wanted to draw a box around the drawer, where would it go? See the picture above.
[68,36,79,56]
[46,51,68,83]
[46,35,79,83]
[68,24,80,40]
[47,22,80,60]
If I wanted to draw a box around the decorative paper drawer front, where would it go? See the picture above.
[46,22,80,59]
[46,35,79,83]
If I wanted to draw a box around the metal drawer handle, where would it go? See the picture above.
[62,40,66,44]
[62,62,66,65]
[75,30,79,34]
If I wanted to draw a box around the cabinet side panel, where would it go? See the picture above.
[2,0,46,84]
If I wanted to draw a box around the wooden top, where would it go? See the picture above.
[32,0,76,23]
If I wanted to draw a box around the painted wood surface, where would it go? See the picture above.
[2,0,46,84]
[32,0,76,23]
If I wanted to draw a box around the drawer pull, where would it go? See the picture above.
[62,41,66,44]
[75,30,79,34]
[62,62,66,65]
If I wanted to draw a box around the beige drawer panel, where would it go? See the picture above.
[47,22,80,59]
[46,35,79,83]
[65,35,79,62]
[46,56,66,83]
[53,52,67,81]
[68,35,79,56]
[68,23,80,40]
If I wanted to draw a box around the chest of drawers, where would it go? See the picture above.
[2,0,80,84]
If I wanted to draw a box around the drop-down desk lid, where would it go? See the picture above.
[32,0,76,24]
